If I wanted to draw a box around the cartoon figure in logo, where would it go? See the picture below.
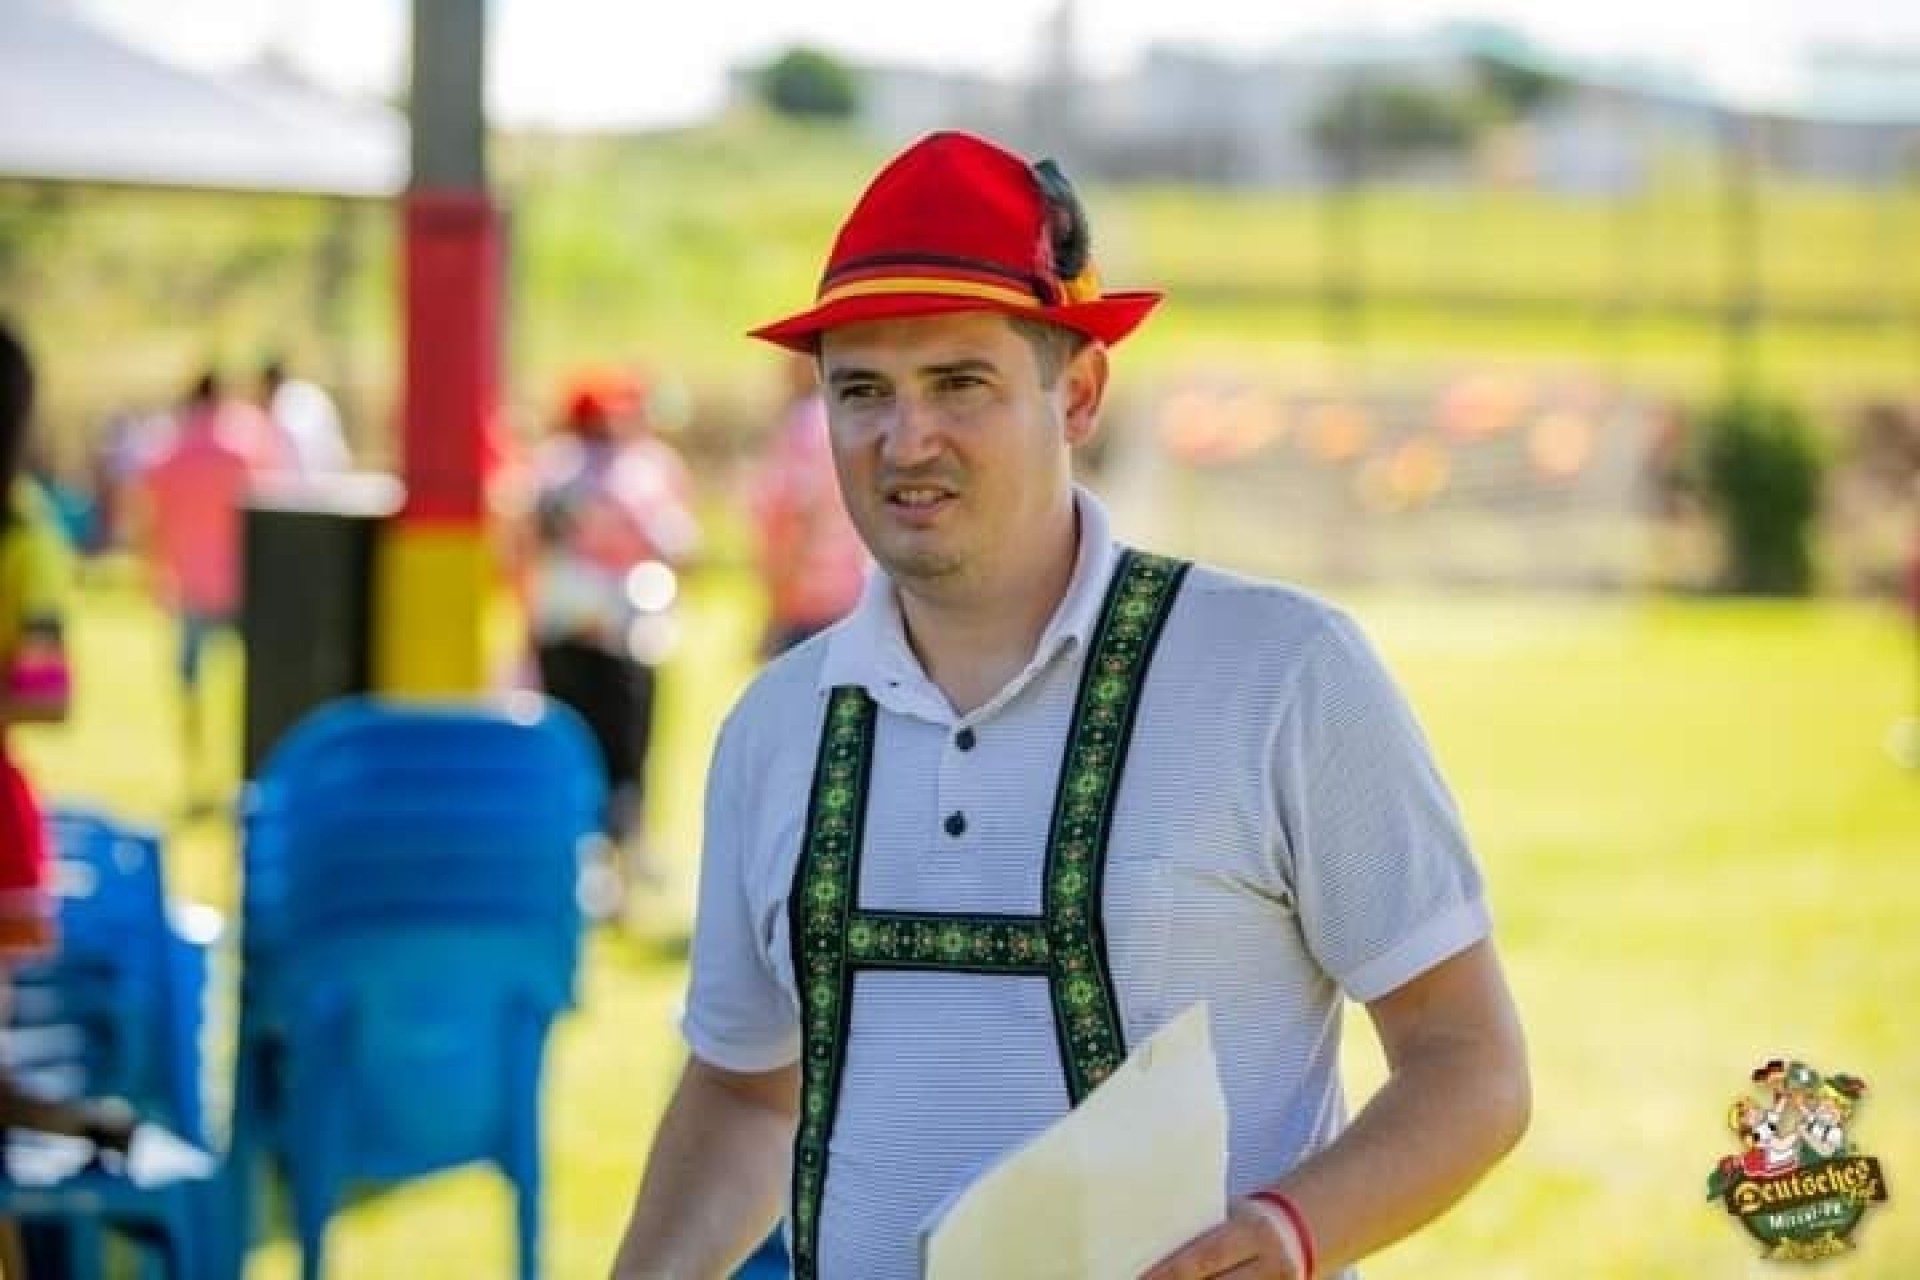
[1799,1075,1864,1162]
[1729,1098,1801,1177]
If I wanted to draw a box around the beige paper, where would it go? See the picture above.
[922,1002,1228,1279]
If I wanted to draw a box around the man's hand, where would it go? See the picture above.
[1138,1195,1308,1280]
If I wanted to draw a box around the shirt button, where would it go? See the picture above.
[955,727,976,751]
[943,811,967,838]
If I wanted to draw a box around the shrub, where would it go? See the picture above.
[1696,395,1826,595]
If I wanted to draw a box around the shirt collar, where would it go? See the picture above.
[818,487,1120,717]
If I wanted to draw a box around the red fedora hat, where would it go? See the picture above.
[749,131,1162,352]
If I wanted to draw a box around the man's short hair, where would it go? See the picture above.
[1008,316,1090,388]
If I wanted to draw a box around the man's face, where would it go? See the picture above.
[818,311,1103,600]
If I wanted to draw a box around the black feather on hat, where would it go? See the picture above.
[1032,158,1095,297]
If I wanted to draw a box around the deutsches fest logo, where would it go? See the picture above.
[1706,1059,1888,1261]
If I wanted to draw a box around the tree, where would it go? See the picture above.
[1311,81,1479,167]
[757,46,860,121]
[1471,55,1564,122]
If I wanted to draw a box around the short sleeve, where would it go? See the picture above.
[1271,611,1489,1003]
[680,711,803,1071]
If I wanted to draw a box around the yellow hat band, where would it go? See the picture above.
[815,275,1043,311]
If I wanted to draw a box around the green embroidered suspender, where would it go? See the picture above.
[786,549,1189,1279]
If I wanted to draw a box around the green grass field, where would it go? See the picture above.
[11,546,1919,1277]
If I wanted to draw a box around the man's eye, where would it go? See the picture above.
[936,374,984,393]
[837,383,885,403]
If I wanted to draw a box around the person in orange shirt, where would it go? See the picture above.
[748,354,868,657]
[130,370,274,808]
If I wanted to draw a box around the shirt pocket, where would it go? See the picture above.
[1100,853,1172,1049]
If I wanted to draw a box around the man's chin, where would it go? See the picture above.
[875,544,964,585]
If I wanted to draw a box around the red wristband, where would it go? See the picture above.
[1250,1189,1316,1280]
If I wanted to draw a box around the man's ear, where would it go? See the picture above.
[1061,342,1109,448]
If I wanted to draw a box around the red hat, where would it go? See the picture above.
[749,131,1162,352]
[560,368,644,432]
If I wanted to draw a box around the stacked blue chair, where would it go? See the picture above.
[227,695,603,1280]
[0,807,219,1279]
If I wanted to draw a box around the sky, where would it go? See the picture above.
[74,0,1920,128]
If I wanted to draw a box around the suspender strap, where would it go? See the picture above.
[1042,549,1187,1099]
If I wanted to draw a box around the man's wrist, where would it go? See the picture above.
[1248,1188,1316,1280]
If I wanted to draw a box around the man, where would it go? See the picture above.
[611,131,1528,1279]
[131,370,270,809]
[259,357,351,476]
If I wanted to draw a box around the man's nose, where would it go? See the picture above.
[878,395,942,468]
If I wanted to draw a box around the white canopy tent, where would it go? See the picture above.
[0,0,403,196]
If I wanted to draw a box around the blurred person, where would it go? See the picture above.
[611,133,1528,1280]
[0,325,69,980]
[748,353,868,656]
[259,355,351,476]
[183,368,290,477]
[0,321,139,1278]
[129,370,268,810]
[526,371,700,915]
[87,410,163,556]
[24,441,96,560]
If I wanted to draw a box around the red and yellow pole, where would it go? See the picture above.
[376,1,495,694]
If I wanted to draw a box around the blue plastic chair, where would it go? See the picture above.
[13,812,170,1098]
[227,695,602,1280]
[0,807,219,1280]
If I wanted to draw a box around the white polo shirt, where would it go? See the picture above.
[683,489,1489,1279]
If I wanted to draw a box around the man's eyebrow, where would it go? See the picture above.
[919,357,997,379]
[824,366,884,388]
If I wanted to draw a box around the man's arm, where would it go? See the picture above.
[610,1054,800,1280]
[1144,939,1529,1278]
